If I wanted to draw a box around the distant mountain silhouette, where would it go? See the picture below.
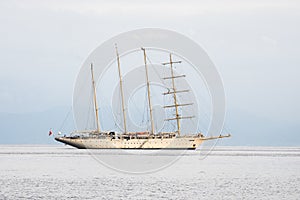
[223,107,300,146]
[0,106,299,146]
[0,106,74,144]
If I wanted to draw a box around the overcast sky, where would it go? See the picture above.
[0,0,299,145]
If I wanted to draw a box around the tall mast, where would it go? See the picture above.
[162,54,194,136]
[169,54,181,136]
[142,48,155,134]
[115,44,127,134]
[90,63,101,133]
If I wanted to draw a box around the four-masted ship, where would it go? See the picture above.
[55,47,230,149]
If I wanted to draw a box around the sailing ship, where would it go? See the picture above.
[55,47,230,149]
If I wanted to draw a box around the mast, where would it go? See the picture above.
[115,44,127,134]
[162,54,194,136]
[90,63,101,133]
[141,48,155,134]
[169,54,181,136]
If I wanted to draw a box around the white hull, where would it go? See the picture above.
[55,136,205,150]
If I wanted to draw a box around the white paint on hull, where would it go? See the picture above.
[55,137,204,149]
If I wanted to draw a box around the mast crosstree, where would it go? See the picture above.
[162,54,194,136]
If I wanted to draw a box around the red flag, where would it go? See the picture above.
[49,130,53,136]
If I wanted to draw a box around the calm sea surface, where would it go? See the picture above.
[0,145,299,199]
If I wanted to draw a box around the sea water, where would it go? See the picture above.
[0,145,299,199]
